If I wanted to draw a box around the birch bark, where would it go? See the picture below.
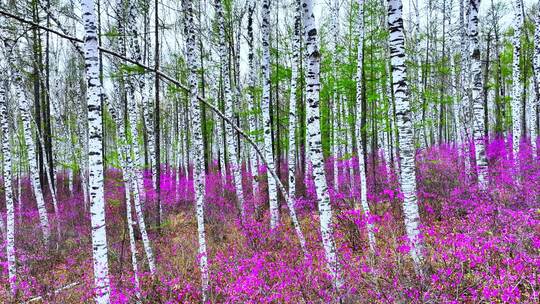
[15,72,51,244]
[533,6,540,157]
[183,0,209,299]
[355,0,376,252]
[80,0,111,301]
[469,0,488,187]
[511,0,524,161]
[261,0,280,228]
[302,0,343,290]
[0,68,16,294]
[215,0,246,218]
[387,0,423,268]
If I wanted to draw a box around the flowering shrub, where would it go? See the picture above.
[0,138,539,303]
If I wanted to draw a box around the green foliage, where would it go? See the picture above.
[118,64,146,76]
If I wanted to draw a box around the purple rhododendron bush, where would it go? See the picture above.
[1,138,539,303]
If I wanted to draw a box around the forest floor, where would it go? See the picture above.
[1,137,539,303]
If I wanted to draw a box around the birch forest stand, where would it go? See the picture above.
[0,0,539,303]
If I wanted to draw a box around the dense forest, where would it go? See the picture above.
[0,0,539,302]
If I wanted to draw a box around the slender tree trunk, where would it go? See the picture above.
[261,0,280,228]
[215,0,246,219]
[183,0,209,300]
[511,0,524,161]
[387,0,423,269]
[0,69,16,295]
[106,93,142,300]
[15,71,51,244]
[154,0,162,232]
[532,4,540,157]
[460,0,472,174]
[331,0,341,190]
[288,0,301,205]
[80,0,111,301]
[247,0,259,196]
[123,0,157,274]
[355,0,375,252]
[469,0,488,188]
[302,0,343,291]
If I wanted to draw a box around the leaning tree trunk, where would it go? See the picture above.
[215,0,246,219]
[511,0,524,162]
[0,69,16,295]
[261,0,280,228]
[125,0,157,189]
[283,0,307,254]
[123,0,157,275]
[302,0,343,291]
[183,0,209,300]
[15,72,51,245]
[387,0,423,269]
[80,0,111,302]
[106,92,142,300]
[468,0,488,188]
[355,0,376,253]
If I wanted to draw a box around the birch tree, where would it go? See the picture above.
[106,92,142,300]
[247,0,259,195]
[215,0,246,219]
[532,3,540,157]
[387,0,423,268]
[510,0,524,161]
[0,67,16,295]
[355,0,375,253]
[302,0,343,290]
[183,0,209,300]
[123,0,157,274]
[469,0,488,187]
[80,0,111,301]
[330,0,341,189]
[15,71,51,244]
[261,0,280,228]
[288,0,301,202]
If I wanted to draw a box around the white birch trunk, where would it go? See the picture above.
[282,0,307,254]
[387,0,423,268]
[469,0,488,188]
[247,0,259,196]
[77,106,90,209]
[215,0,246,218]
[302,0,343,290]
[261,0,280,228]
[80,0,111,301]
[532,3,540,157]
[1,70,16,294]
[106,93,142,300]
[125,86,156,275]
[288,0,301,202]
[331,0,341,190]
[183,0,209,300]
[511,0,524,161]
[14,72,51,244]
[460,0,472,175]
[355,0,376,253]
[122,1,157,275]
[125,1,157,189]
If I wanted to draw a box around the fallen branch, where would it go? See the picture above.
[23,281,79,303]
